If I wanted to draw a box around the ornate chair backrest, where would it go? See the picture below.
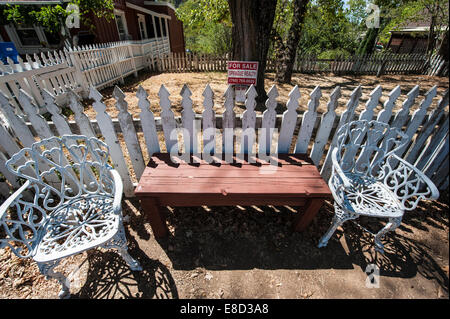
[334,120,409,177]
[6,135,115,211]
[1,135,114,259]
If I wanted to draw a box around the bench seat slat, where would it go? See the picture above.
[135,153,332,198]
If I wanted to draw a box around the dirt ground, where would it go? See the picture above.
[1,190,448,299]
[76,71,449,120]
[1,71,448,300]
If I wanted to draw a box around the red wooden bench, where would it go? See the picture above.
[135,153,332,238]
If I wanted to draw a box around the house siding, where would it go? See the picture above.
[141,1,186,53]
[0,0,184,54]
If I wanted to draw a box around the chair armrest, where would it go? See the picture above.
[381,154,440,210]
[331,148,353,189]
[109,169,123,214]
[0,180,41,259]
[0,180,30,219]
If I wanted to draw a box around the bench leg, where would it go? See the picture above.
[293,198,324,232]
[140,197,169,238]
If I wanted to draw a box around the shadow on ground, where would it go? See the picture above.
[73,234,179,299]
[124,190,448,294]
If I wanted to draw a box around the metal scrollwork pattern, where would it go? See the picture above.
[6,135,115,211]
[376,154,440,211]
[320,120,440,253]
[1,135,141,298]
[0,184,47,258]
[34,195,119,262]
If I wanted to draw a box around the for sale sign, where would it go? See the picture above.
[227,61,259,85]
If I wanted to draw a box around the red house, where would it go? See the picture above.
[0,0,185,55]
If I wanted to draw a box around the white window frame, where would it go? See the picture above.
[4,23,58,54]
[114,9,129,41]
[137,13,148,40]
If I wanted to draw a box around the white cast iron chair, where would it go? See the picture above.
[318,120,439,253]
[0,135,142,298]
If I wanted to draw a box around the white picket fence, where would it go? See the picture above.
[157,52,448,77]
[1,36,447,118]
[0,82,448,198]
[0,37,170,115]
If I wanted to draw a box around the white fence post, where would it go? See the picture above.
[278,85,300,154]
[261,85,278,155]
[240,84,257,155]
[113,86,146,180]
[202,84,216,155]
[68,90,96,138]
[159,84,178,154]
[89,86,135,197]
[320,85,362,181]
[137,85,160,156]
[295,85,321,154]
[180,84,197,154]
[222,85,235,154]
[310,86,340,166]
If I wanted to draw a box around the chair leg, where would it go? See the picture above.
[318,204,357,248]
[373,216,402,254]
[101,223,143,271]
[37,260,71,299]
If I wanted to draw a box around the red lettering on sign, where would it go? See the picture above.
[227,61,259,85]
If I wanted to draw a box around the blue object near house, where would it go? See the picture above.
[0,42,19,64]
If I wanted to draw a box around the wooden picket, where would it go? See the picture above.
[260,85,278,155]
[0,81,448,201]
[294,86,321,154]
[89,86,135,197]
[113,86,146,180]
[240,85,258,154]
[202,84,216,155]
[310,86,340,166]
[136,85,160,156]
[320,86,362,181]
[155,52,447,77]
[277,85,301,153]
[159,84,178,154]
[68,90,96,138]
[222,85,236,154]
[1,37,446,120]
[180,84,197,154]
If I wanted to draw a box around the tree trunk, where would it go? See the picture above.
[426,14,436,55]
[228,0,277,104]
[274,0,309,84]
[357,27,379,55]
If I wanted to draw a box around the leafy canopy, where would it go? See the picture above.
[176,0,231,54]
[0,0,115,34]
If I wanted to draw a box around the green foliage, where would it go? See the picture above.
[317,48,351,59]
[272,0,294,40]
[29,5,68,34]
[176,0,230,28]
[297,0,361,56]
[346,0,369,26]
[194,23,232,54]
[176,0,232,53]
[0,0,115,35]
[379,0,449,46]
